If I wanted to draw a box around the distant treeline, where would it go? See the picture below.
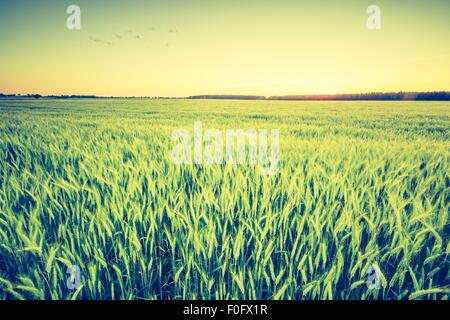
[49,95,181,99]
[0,93,43,99]
[2,91,449,100]
[188,92,450,101]
[188,95,266,100]
[0,94,182,99]
[268,92,450,101]
[0,93,97,99]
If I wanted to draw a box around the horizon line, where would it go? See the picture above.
[1,91,450,101]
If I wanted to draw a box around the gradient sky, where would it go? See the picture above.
[0,0,449,96]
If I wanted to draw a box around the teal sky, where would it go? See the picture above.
[0,0,449,96]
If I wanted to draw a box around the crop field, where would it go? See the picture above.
[0,99,449,300]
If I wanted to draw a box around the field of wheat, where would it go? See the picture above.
[0,99,448,300]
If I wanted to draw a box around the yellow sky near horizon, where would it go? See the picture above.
[0,0,449,96]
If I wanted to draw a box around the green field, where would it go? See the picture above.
[0,99,449,300]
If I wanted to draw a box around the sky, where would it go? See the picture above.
[0,0,449,96]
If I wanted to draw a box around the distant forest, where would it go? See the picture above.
[189,92,450,101]
[268,92,450,101]
[188,95,266,100]
[1,91,449,101]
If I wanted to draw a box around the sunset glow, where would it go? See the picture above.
[1,0,449,96]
